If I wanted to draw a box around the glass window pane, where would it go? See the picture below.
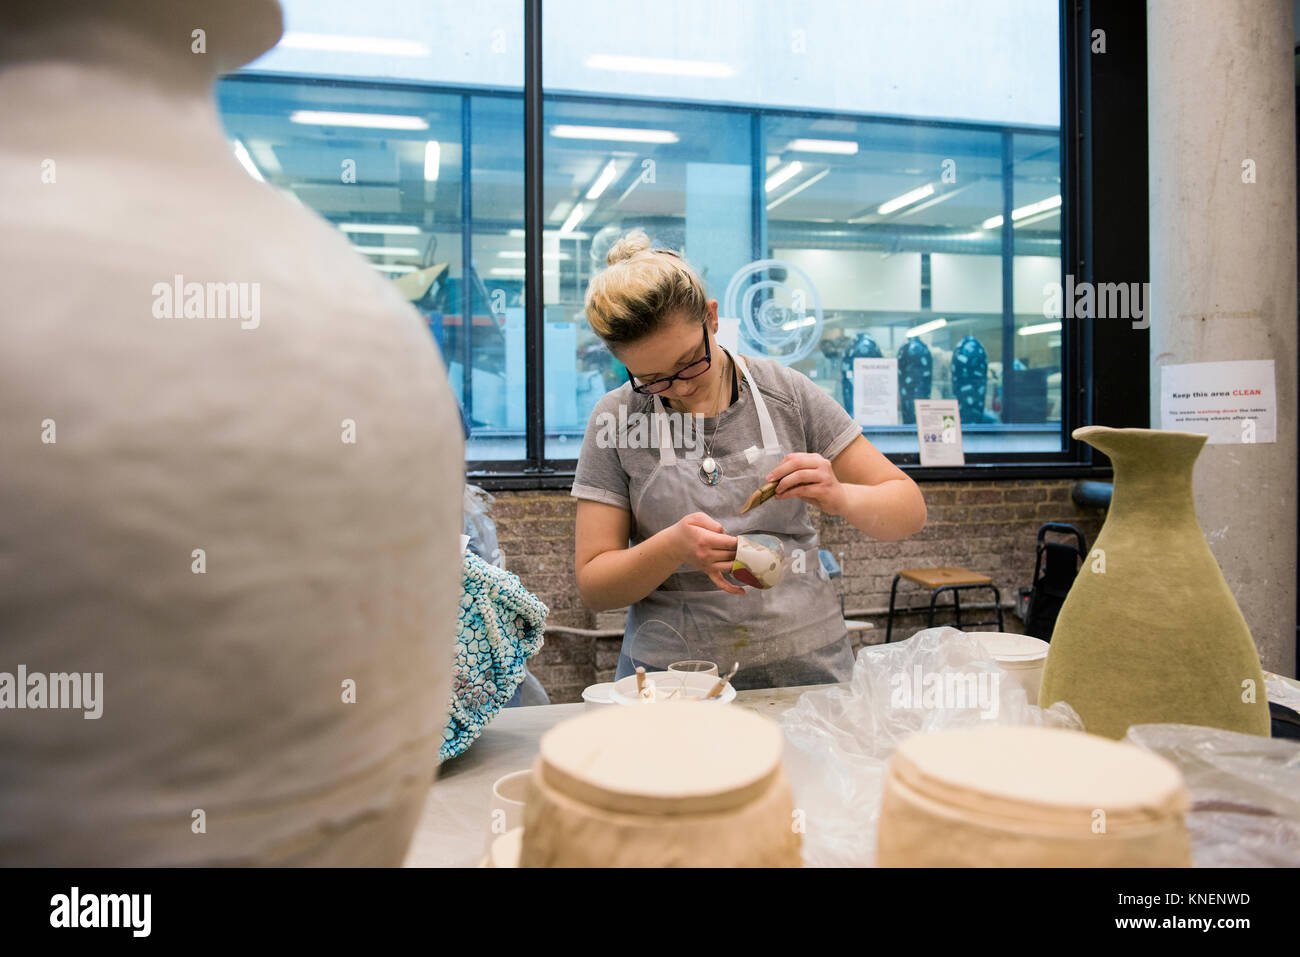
[540,101,752,459]
[219,0,525,462]
[545,0,1062,459]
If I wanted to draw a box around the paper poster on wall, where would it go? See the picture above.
[915,399,965,466]
[1160,359,1276,444]
[852,357,899,425]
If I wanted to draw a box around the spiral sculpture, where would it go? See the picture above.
[722,259,824,366]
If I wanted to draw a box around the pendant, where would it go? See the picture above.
[699,457,721,485]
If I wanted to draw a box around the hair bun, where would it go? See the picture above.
[605,227,653,265]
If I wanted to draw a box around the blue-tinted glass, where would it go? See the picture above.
[545,0,1063,458]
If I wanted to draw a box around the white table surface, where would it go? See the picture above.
[402,683,830,867]
[403,670,1300,868]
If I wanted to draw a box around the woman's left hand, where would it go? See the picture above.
[767,453,846,515]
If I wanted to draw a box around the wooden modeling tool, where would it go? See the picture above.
[704,662,740,700]
[740,480,778,515]
[635,666,646,697]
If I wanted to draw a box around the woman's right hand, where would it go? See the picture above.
[669,512,744,595]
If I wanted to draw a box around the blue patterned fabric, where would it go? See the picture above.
[442,551,549,761]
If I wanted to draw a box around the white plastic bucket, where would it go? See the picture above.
[581,682,616,710]
[971,632,1050,701]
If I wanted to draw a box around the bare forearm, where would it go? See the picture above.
[577,529,683,612]
[831,479,927,541]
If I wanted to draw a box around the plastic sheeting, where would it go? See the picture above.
[778,627,1081,867]
[1124,723,1300,867]
[779,626,1300,867]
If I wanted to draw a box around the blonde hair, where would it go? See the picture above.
[583,228,709,346]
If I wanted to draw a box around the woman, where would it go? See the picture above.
[572,229,927,690]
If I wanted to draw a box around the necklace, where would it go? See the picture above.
[698,352,729,486]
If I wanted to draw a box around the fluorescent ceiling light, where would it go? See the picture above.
[338,223,422,235]
[231,139,264,182]
[424,141,440,182]
[248,141,282,176]
[499,251,570,260]
[1013,209,1060,229]
[560,203,587,234]
[1013,194,1062,220]
[1018,321,1063,336]
[490,267,557,277]
[551,125,678,144]
[616,173,645,206]
[280,33,430,57]
[291,111,428,130]
[372,263,418,274]
[780,316,818,331]
[786,138,859,155]
[983,194,1063,230]
[878,183,935,216]
[508,229,526,237]
[584,54,734,78]
[352,246,421,257]
[766,168,829,211]
[765,161,804,193]
[906,317,948,338]
[586,159,619,200]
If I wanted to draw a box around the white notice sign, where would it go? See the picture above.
[1160,360,1276,444]
[915,399,965,466]
[853,358,899,425]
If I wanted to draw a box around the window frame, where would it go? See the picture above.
[226,0,1148,488]
[477,0,1146,487]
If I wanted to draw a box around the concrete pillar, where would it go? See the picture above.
[1148,0,1297,676]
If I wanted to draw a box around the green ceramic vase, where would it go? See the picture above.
[1038,426,1270,738]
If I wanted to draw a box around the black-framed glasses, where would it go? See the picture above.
[626,325,712,395]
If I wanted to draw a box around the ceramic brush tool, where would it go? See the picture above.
[704,662,740,700]
[740,480,778,515]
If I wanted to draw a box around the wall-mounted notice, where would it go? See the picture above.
[915,399,965,466]
[853,357,899,425]
[1160,359,1276,444]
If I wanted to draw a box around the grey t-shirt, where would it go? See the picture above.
[571,353,862,519]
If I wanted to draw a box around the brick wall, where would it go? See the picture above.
[484,480,1106,703]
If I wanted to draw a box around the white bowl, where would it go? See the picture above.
[581,682,616,710]
[610,670,737,706]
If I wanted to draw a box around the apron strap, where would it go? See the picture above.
[733,353,781,452]
[652,394,677,466]
[653,351,780,463]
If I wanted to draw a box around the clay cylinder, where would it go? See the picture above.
[521,706,802,867]
[877,727,1191,867]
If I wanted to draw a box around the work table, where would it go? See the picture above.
[403,683,830,867]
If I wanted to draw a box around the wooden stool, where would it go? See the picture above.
[886,566,1004,643]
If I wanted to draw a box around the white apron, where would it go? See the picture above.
[619,352,853,689]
